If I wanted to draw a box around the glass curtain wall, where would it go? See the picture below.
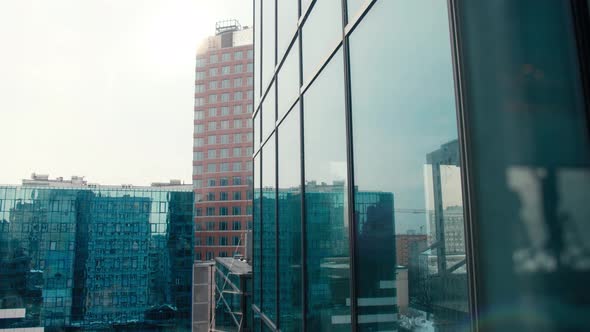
[253,0,590,331]
[0,186,194,331]
[252,0,469,331]
[349,1,468,331]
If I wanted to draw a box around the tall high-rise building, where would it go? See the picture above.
[252,1,590,332]
[193,20,254,261]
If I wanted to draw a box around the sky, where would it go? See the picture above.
[0,0,252,186]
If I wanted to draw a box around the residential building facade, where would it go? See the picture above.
[252,0,590,331]
[194,20,254,261]
[395,234,427,267]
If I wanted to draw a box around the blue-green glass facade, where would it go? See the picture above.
[0,185,193,331]
[253,0,590,331]
[213,257,252,331]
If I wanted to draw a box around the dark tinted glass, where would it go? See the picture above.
[261,135,277,321]
[278,105,302,331]
[350,1,468,330]
[454,1,590,330]
[303,49,350,331]
[253,155,262,308]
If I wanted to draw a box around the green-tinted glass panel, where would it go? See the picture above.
[253,314,262,332]
[262,322,274,332]
[278,105,302,331]
[350,1,467,330]
[0,186,193,330]
[253,155,262,308]
[303,48,350,331]
[213,259,251,332]
[455,1,590,331]
[261,135,277,321]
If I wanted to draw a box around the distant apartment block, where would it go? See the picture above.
[395,234,428,267]
[193,20,254,261]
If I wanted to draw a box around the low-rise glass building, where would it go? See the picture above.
[0,180,193,331]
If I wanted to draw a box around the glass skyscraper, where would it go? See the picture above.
[252,0,590,331]
[0,179,193,331]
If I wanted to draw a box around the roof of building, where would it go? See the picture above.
[215,257,252,275]
[0,174,192,192]
[215,19,242,35]
[196,22,252,55]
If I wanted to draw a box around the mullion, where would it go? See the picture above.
[340,0,359,330]
[274,0,279,326]
[298,0,307,329]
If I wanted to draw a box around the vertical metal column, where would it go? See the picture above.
[340,0,358,330]
[446,1,481,330]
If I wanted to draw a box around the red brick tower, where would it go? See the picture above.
[193,20,253,261]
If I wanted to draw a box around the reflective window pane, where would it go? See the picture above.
[262,82,276,143]
[278,39,300,121]
[349,1,467,330]
[255,0,262,108]
[262,0,276,87]
[254,111,261,151]
[302,0,342,83]
[261,135,277,321]
[277,0,298,58]
[455,1,590,331]
[253,155,262,308]
[347,0,364,20]
[303,49,350,331]
[278,105,302,331]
